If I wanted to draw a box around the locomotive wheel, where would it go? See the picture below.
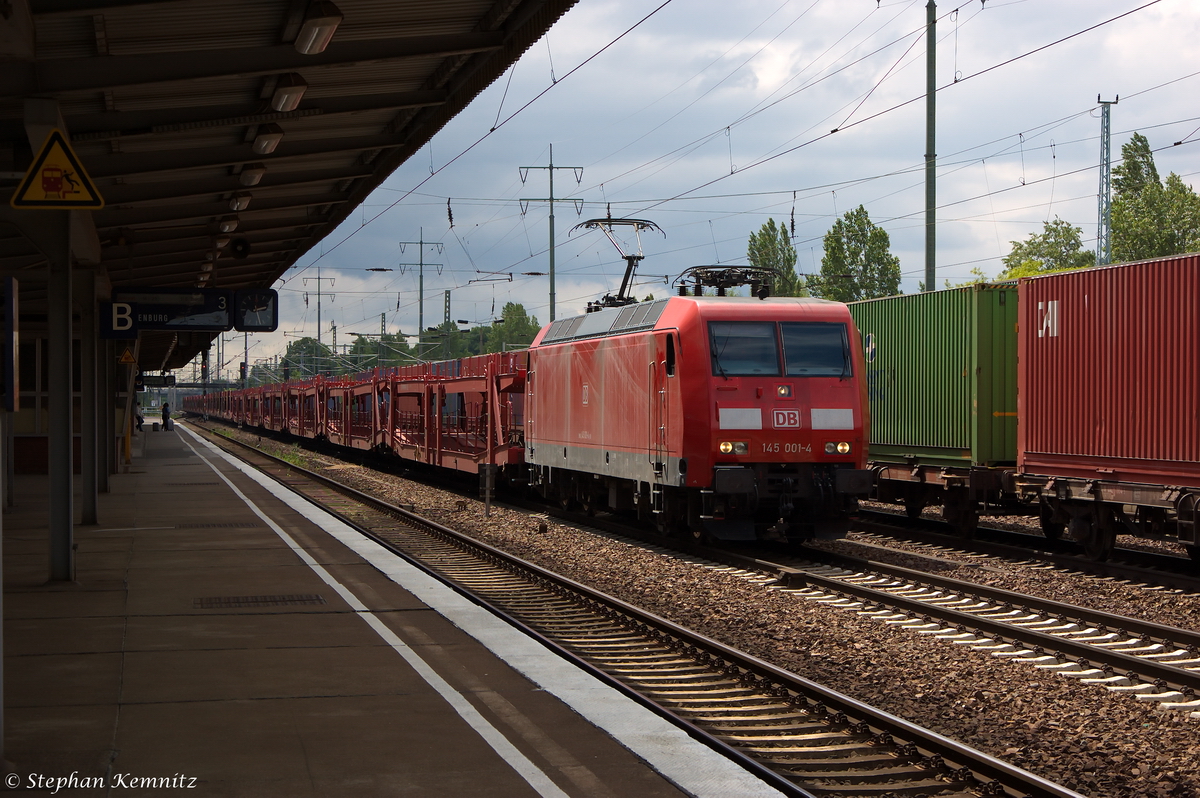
[1039,503,1065,541]
[904,499,926,520]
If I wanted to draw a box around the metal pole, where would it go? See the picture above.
[1096,96,1118,266]
[47,211,74,581]
[99,339,111,493]
[398,233,441,359]
[79,269,98,525]
[419,229,424,349]
[923,0,937,292]
[519,146,582,322]
[548,144,556,321]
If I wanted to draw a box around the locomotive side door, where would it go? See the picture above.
[648,333,670,477]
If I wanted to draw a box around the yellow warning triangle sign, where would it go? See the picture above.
[10,129,104,210]
[119,348,136,365]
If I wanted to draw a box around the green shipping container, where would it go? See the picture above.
[848,284,1018,468]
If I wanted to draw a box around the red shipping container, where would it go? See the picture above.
[1017,254,1200,487]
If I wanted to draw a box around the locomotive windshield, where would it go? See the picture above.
[708,321,780,376]
[709,320,851,378]
[781,322,851,377]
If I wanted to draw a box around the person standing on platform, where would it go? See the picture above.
[161,402,170,431]
[135,403,144,432]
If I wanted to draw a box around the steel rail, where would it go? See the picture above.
[694,545,1200,697]
[856,509,1200,587]
[189,422,1087,798]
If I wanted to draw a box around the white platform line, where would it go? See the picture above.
[176,429,570,798]
[179,424,785,798]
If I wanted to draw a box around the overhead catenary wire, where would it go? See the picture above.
[265,0,1187,355]
[282,0,679,288]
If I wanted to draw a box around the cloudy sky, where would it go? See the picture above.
[216,0,1199,372]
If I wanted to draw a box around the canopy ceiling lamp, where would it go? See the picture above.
[295,2,343,55]
[218,216,240,233]
[270,73,307,112]
[229,192,252,211]
[239,163,267,186]
[253,123,284,155]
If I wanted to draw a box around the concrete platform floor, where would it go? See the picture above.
[2,422,785,797]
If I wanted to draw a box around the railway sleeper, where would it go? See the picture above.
[756,743,897,762]
[800,764,969,786]
[772,753,918,772]
[705,721,835,735]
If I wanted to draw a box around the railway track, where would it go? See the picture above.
[189,421,1085,798]
[678,543,1200,720]
[855,509,1200,589]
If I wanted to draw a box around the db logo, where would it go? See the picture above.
[773,409,801,429]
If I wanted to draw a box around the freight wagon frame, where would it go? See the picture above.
[851,256,1200,564]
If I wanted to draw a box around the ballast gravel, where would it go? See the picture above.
[220,433,1200,798]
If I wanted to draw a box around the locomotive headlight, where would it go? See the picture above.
[719,441,749,455]
[720,441,733,454]
[837,441,851,454]
[824,441,852,454]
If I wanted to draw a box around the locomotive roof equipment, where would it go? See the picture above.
[571,216,664,311]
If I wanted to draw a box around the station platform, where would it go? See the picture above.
[3,422,785,797]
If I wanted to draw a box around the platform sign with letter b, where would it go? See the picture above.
[101,302,139,339]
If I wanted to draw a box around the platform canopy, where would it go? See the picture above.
[0,0,577,370]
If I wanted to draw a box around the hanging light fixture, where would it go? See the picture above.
[294,2,343,55]
[218,215,240,233]
[229,192,252,212]
[270,73,307,112]
[239,163,266,186]
[252,123,284,155]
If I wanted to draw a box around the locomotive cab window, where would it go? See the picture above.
[781,322,852,377]
[708,321,781,377]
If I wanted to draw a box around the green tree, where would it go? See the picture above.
[1111,133,1200,261]
[747,218,807,296]
[997,217,1094,279]
[1112,132,1159,195]
[345,332,413,371]
[281,337,332,379]
[809,205,900,301]
[943,266,991,288]
[484,302,541,353]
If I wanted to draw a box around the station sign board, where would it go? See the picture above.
[102,288,279,337]
[111,288,233,332]
[141,374,176,387]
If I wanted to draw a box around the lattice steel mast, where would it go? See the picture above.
[1096,95,1118,266]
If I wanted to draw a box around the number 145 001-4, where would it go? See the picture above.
[762,442,811,453]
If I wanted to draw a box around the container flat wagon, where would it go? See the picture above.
[849,283,1018,534]
[1016,254,1200,560]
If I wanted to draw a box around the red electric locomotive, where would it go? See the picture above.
[185,216,871,544]
[524,294,872,542]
